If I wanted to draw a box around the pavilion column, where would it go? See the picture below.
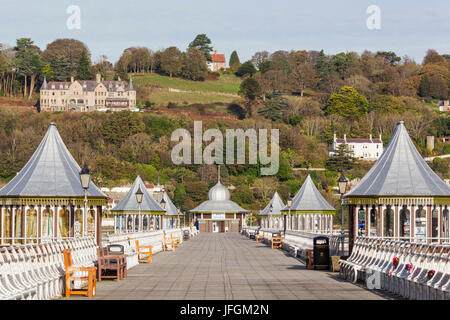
[427,204,432,244]
[439,205,443,244]
[10,205,14,243]
[0,205,2,244]
[21,204,25,244]
[125,215,128,233]
[394,205,399,238]
[54,205,59,239]
[37,205,41,243]
[70,205,75,237]
[365,205,369,236]
[348,205,356,255]
[377,205,382,237]
[411,204,415,239]
[96,206,102,247]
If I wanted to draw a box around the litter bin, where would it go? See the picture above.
[313,236,330,270]
[183,230,190,241]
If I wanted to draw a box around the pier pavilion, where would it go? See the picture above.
[259,191,285,230]
[282,175,336,233]
[111,175,165,233]
[0,122,107,245]
[190,174,249,233]
[344,121,450,250]
[160,191,181,229]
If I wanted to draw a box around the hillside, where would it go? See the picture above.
[132,73,242,105]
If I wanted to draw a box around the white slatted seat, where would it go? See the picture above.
[422,247,449,300]
[390,242,416,295]
[2,248,37,299]
[0,249,26,300]
[25,245,57,299]
[408,245,437,300]
[15,246,48,300]
[34,244,62,298]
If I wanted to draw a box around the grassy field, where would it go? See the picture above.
[131,73,241,95]
[145,89,239,105]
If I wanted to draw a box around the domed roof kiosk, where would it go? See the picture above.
[190,167,249,233]
[0,123,107,246]
[344,121,450,252]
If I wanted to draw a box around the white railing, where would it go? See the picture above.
[340,236,450,300]
[0,237,97,300]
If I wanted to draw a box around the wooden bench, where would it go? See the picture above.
[135,240,152,263]
[255,232,264,243]
[163,235,175,252]
[271,235,282,249]
[171,233,181,248]
[63,249,97,297]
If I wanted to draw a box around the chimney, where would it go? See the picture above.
[379,134,382,141]
[70,76,74,83]
[214,50,217,54]
[96,73,101,82]
[117,76,121,81]
[333,132,336,142]
[343,134,347,142]
[369,134,372,142]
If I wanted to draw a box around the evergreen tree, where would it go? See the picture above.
[77,50,91,80]
[418,74,431,98]
[188,34,213,62]
[325,86,368,119]
[229,51,241,71]
[325,143,355,171]
[235,61,257,77]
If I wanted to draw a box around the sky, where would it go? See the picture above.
[0,0,449,65]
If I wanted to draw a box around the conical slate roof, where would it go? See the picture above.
[0,123,106,198]
[111,176,164,213]
[346,121,450,197]
[161,191,179,216]
[260,191,285,215]
[282,175,335,212]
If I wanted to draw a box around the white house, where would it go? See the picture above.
[329,133,383,161]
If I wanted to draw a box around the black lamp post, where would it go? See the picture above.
[338,170,348,255]
[79,162,91,237]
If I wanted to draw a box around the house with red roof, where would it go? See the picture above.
[207,50,226,71]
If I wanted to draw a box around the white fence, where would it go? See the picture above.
[340,236,450,300]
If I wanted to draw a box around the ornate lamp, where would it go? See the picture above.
[79,162,91,237]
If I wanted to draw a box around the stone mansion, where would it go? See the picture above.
[39,74,137,112]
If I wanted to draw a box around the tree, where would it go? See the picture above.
[41,39,91,77]
[368,94,406,114]
[14,38,41,99]
[288,50,316,97]
[239,77,262,116]
[181,47,208,81]
[325,86,368,119]
[188,34,213,61]
[375,51,401,66]
[251,51,270,71]
[258,91,289,121]
[423,49,446,65]
[235,61,256,77]
[77,49,91,80]
[160,47,183,78]
[325,143,355,171]
[229,51,241,71]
